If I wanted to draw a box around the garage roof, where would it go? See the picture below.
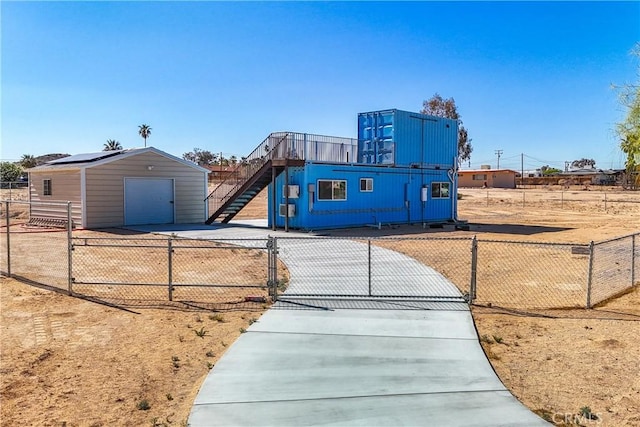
[28,147,210,173]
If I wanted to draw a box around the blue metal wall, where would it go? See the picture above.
[268,163,456,230]
[357,109,458,168]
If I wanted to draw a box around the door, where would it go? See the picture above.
[124,178,174,225]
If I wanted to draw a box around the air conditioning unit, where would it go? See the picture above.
[282,184,300,198]
[279,204,296,217]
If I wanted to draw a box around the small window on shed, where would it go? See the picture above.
[472,174,487,181]
[431,182,450,199]
[360,178,373,192]
[43,179,52,196]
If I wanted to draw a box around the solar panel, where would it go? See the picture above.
[46,150,124,164]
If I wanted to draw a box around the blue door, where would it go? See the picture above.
[124,178,174,225]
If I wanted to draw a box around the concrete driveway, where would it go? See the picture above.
[131,222,548,426]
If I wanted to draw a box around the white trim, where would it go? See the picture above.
[80,169,87,228]
[317,179,347,201]
[359,177,373,192]
[203,171,209,220]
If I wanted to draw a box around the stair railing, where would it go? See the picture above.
[205,132,291,219]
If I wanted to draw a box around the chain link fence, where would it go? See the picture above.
[71,236,275,309]
[1,200,71,292]
[474,240,591,309]
[589,234,638,307]
[2,200,638,311]
[461,189,640,214]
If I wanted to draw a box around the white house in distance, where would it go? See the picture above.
[27,147,209,229]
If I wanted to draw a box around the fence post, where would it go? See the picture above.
[632,234,636,287]
[67,202,73,295]
[5,201,10,277]
[368,239,372,297]
[469,236,478,304]
[266,236,273,300]
[272,237,279,301]
[168,237,173,301]
[586,241,595,309]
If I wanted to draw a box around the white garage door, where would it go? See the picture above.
[124,178,175,225]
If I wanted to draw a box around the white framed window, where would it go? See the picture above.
[317,180,346,201]
[359,178,373,192]
[472,174,487,181]
[43,179,52,196]
[431,182,450,199]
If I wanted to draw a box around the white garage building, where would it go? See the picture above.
[27,147,209,229]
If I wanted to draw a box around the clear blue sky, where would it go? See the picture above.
[2,1,639,171]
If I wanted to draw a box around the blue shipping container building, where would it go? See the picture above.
[205,109,460,231]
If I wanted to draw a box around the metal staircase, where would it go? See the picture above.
[205,133,299,224]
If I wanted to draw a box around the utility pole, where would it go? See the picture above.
[521,153,524,189]
[495,149,503,169]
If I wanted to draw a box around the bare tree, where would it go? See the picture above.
[421,93,472,163]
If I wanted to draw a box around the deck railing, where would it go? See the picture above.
[205,132,358,219]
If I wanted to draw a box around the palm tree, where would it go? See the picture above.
[138,124,152,147]
[20,154,37,168]
[103,139,122,151]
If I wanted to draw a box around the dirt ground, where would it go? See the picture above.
[1,186,640,426]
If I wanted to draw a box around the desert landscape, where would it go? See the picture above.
[1,185,639,426]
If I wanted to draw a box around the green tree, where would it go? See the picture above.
[182,148,217,166]
[542,167,561,175]
[19,154,37,169]
[103,139,122,151]
[0,162,23,182]
[615,43,640,171]
[138,124,152,147]
[421,93,472,163]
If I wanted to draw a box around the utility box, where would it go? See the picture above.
[357,109,458,168]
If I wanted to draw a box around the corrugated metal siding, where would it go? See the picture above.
[269,163,454,230]
[358,109,458,168]
[85,151,206,228]
[28,170,82,224]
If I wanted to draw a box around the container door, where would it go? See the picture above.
[358,111,395,165]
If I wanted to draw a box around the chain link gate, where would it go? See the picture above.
[269,236,472,304]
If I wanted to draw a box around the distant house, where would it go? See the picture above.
[27,147,209,228]
[204,164,239,182]
[560,168,624,186]
[458,168,518,189]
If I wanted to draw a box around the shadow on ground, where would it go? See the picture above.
[324,222,573,238]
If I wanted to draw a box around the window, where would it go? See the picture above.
[431,182,450,199]
[472,174,487,181]
[359,178,373,192]
[317,180,346,201]
[43,179,52,196]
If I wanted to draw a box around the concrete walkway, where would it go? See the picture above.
[132,222,548,426]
